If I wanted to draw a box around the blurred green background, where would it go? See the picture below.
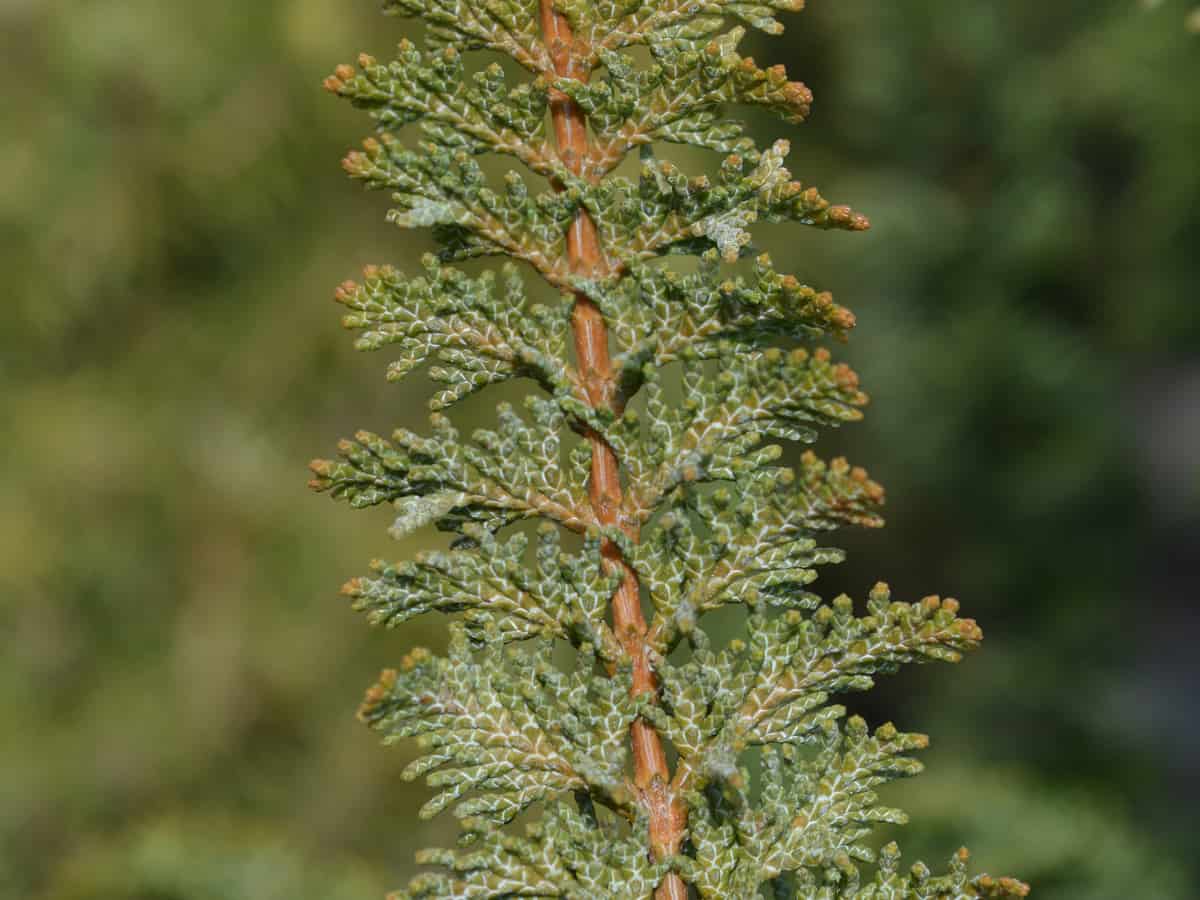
[2,0,1197,897]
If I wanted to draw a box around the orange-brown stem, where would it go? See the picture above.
[537,3,687,897]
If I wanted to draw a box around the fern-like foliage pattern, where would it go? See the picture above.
[312,1,1028,897]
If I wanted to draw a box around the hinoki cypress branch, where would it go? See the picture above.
[539,3,688,897]
[311,1,1029,896]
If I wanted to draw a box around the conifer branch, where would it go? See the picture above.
[314,2,1027,896]
[539,3,689,896]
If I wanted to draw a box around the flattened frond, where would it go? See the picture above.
[634,454,884,648]
[399,804,665,899]
[308,401,594,534]
[359,632,638,825]
[586,251,856,395]
[341,137,578,287]
[558,29,814,174]
[345,523,621,656]
[334,257,576,408]
[382,0,553,74]
[607,344,869,517]
[582,141,869,269]
[326,43,559,175]
[315,0,1024,894]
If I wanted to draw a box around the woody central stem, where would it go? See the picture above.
[537,4,687,897]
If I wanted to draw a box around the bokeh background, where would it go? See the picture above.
[2,0,1197,897]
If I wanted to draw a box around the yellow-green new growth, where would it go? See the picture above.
[311,0,1028,897]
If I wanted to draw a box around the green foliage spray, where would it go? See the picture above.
[311,1,1029,896]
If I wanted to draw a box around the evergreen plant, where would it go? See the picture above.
[311,1,1029,896]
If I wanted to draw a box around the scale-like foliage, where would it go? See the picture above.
[590,251,857,383]
[580,140,868,269]
[403,803,667,899]
[632,454,883,643]
[313,1,1026,897]
[359,632,638,824]
[345,524,623,654]
[333,258,575,408]
[310,399,595,534]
